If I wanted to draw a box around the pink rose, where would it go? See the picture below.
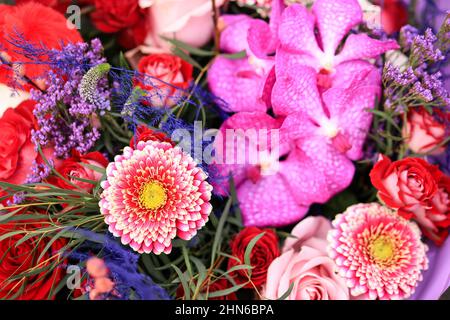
[264,217,349,300]
[403,107,447,155]
[139,0,225,50]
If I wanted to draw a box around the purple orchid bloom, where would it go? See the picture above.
[213,67,380,227]
[410,237,450,300]
[207,0,285,112]
[277,0,398,92]
[274,64,381,208]
[212,111,311,226]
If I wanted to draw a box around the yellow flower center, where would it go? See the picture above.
[139,181,167,210]
[371,237,395,262]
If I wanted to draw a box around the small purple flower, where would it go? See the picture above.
[400,25,420,52]
[30,39,111,159]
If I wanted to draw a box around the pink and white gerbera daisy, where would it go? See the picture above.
[99,140,213,255]
[328,203,429,300]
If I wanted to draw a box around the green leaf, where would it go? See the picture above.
[221,50,247,60]
[207,282,247,298]
[171,264,191,300]
[119,52,131,70]
[367,109,401,132]
[171,47,202,70]
[161,36,215,57]
[277,282,295,300]
[210,198,232,266]
[243,232,266,276]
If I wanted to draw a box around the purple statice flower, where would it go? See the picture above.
[383,63,418,86]
[409,81,434,102]
[25,159,53,184]
[399,25,420,52]
[383,25,449,109]
[410,28,445,66]
[30,39,110,159]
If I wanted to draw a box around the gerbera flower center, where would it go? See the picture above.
[370,237,395,262]
[139,180,167,210]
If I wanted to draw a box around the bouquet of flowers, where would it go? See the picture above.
[0,0,448,301]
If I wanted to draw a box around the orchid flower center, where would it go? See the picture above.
[320,54,335,73]
[248,55,269,76]
[139,180,167,210]
[246,151,279,183]
[320,122,352,154]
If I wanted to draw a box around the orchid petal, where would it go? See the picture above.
[272,63,323,118]
[298,136,355,197]
[278,4,322,58]
[208,57,267,113]
[335,34,399,64]
[237,173,309,227]
[322,74,380,160]
[312,0,362,56]
[220,14,254,53]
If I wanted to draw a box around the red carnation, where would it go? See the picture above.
[227,227,280,289]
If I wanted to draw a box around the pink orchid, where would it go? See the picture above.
[207,0,285,113]
[277,0,398,92]
[213,111,310,227]
[214,67,380,227]
[274,64,380,203]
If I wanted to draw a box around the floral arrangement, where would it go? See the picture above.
[0,0,448,301]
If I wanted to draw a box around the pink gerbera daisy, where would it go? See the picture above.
[327,203,428,300]
[99,140,213,255]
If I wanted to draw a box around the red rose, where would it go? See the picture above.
[205,279,238,300]
[422,175,450,245]
[380,0,408,34]
[402,107,447,155]
[370,155,441,215]
[228,227,280,289]
[0,222,66,300]
[370,155,450,244]
[0,3,82,90]
[91,0,145,33]
[0,100,55,185]
[130,125,175,149]
[48,150,108,192]
[136,53,193,107]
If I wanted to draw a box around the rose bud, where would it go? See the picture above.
[370,155,442,216]
[130,125,175,149]
[136,53,193,108]
[403,107,447,155]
